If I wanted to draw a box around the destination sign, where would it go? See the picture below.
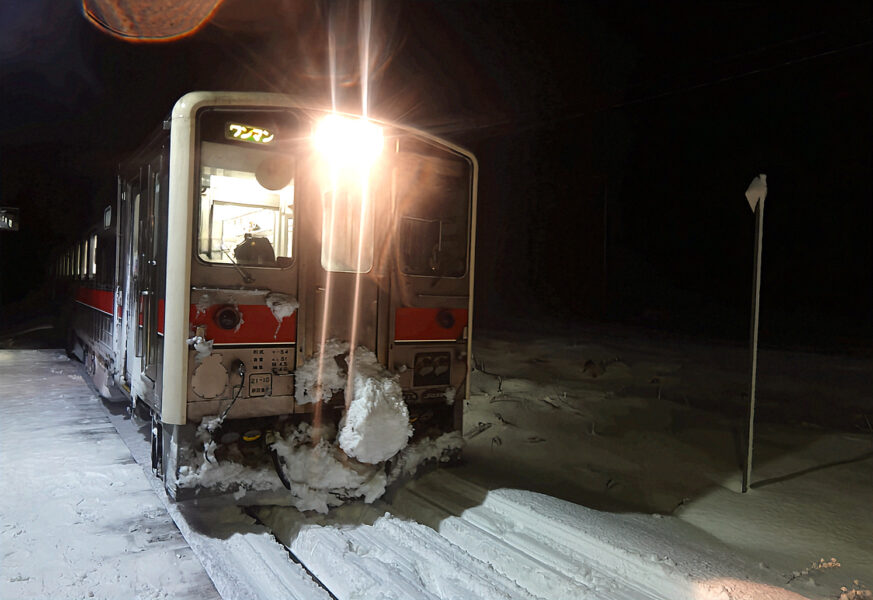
[225,122,275,144]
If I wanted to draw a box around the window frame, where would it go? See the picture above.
[193,108,297,271]
[392,145,474,280]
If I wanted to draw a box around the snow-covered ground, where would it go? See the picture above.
[244,325,871,600]
[0,350,220,600]
[454,328,873,600]
[1,324,871,600]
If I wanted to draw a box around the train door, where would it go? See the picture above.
[297,166,387,383]
[120,158,161,406]
[122,178,141,389]
[141,156,163,386]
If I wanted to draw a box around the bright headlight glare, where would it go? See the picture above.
[313,114,383,169]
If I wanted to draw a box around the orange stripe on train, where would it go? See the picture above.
[394,308,467,342]
[189,304,297,344]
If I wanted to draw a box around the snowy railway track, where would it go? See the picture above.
[245,471,689,600]
[245,470,685,600]
[106,393,678,600]
[101,387,799,600]
[86,356,814,600]
[390,473,675,600]
[264,508,542,600]
[98,370,687,600]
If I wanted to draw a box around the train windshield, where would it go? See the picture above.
[196,107,297,268]
[197,141,294,267]
[394,142,472,278]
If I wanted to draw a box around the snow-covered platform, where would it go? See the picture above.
[0,350,220,600]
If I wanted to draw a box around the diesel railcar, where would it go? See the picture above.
[59,91,477,498]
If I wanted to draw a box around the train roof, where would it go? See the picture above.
[118,91,477,176]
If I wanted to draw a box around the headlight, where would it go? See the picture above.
[313,114,383,171]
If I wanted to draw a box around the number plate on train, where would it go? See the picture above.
[249,373,272,397]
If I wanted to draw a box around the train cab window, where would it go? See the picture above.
[197,141,294,267]
[394,146,471,278]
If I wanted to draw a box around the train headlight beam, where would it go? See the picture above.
[313,114,383,171]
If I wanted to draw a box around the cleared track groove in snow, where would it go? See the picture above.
[267,510,541,600]
[162,503,333,600]
[390,472,667,600]
[391,472,809,600]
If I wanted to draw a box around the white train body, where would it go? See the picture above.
[61,92,477,497]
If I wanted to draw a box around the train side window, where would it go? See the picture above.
[89,234,97,279]
[197,141,293,267]
[79,240,87,278]
[96,234,114,288]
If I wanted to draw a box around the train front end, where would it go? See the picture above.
[159,92,476,506]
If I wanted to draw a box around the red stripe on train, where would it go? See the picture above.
[75,286,114,316]
[394,308,467,342]
[190,304,297,344]
[136,297,164,333]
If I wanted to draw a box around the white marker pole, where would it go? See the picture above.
[743,174,767,493]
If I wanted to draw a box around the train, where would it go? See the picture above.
[55,91,477,505]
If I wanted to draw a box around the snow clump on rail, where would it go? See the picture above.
[176,338,457,512]
[270,424,463,513]
[338,373,411,464]
[294,340,412,463]
[270,423,387,513]
[178,420,463,514]
[337,344,412,464]
[294,339,350,403]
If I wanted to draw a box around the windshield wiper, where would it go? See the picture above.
[220,247,255,284]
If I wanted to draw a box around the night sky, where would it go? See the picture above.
[1,0,870,352]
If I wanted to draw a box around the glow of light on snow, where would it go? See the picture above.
[693,578,810,600]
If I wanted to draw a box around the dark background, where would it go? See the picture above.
[1,0,870,353]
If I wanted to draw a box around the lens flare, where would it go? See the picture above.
[315,0,381,419]
[313,114,383,171]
